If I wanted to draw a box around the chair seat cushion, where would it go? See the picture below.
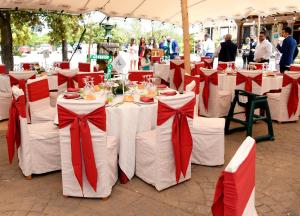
[192,117,225,134]
[267,92,281,100]
[28,122,58,140]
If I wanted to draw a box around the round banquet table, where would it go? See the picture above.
[55,93,162,181]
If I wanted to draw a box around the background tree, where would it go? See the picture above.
[46,14,82,61]
[0,10,41,71]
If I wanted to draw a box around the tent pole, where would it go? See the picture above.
[257,15,261,36]
[181,0,191,75]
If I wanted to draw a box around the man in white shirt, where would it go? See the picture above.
[203,34,215,58]
[254,32,273,63]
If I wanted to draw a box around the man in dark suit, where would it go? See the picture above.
[277,27,299,73]
[215,34,237,62]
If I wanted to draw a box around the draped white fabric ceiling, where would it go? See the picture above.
[1,0,300,24]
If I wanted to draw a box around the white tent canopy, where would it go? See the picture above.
[2,0,300,24]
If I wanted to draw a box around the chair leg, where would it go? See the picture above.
[264,101,275,140]
[225,97,237,134]
[25,175,32,180]
[246,101,255,137]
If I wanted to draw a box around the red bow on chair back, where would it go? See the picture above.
[58,73,77,89]
[217,63,227,70]
[290,65,300,72]
[6,95,26,164]
[199,71,218,111]
[27,79,50,102]
[9,75,36,100]
[58,105,107,192]
[212,144,256,216]
[236,73,262,93]
[283,74,300,118]
[202,58,213,69]
[170,61,184,90]
[192,62,205,76]
[157,98,195,182]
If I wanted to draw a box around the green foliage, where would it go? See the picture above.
[46,14,82,46]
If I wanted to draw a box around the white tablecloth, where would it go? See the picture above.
[218,74,283,94]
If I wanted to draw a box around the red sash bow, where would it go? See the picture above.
[199,71,218,111]
[236,73,262,93]
[212,144,256,216]
[57,105,107,192]
[157,98,195,182]
[6,95,26,164]
[58,73,77,89]
[170,62,184,90]
[9,75,36,97]
[283,74,300,118]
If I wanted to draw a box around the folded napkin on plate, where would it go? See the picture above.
[63,93,80,99]
[67,87,80,92]
[140,96,154,103]
[160,91,177,96]
[157,84,167,89]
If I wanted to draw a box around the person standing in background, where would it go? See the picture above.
[138,37,146,69]
[140,49,152,70]
[147,38,157,50]
[215,34,237,62]
[248,36,257,63]
[167,36,179,59]
[254,32,272,63]
[128,38,139,70]
[203,34,215,58]
[159,36,166,49]
[277,27,299,73]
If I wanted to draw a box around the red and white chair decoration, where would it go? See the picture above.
[135,92,195,191]
[77,72,105,88]
[184,74,200,116]
[217,61,236,71]
[0,64,6,74]
[6,86,60,179]
[199,68,232,117]
[201,57,214,69]
[0,91,11,120]
[27,77,56,123]
[78,62,99,72]
[212,136,257,216]
[128,71,154,83]
[191,62,205,76]
[236,71,263,95]
[190,116,225,166]
[267,72,300,122]
[57,69,78,94]
[54,61,70,69]
[9,71,36,94]
[57,100,118,197]
[248,62,268,70]
[170,60,184,91]
[21,62,39,70]
[290,64,300,72]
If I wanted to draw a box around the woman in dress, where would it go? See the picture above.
[138,37,146,69]
[128,38,139,70]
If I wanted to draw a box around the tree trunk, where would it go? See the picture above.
[62,38,68,61]
[0,11,14,72]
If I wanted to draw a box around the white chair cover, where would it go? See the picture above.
[267,72,300,122]
[236,70,263,95]
[10,86,60,177]
[57,69,78,94]
[27,77,56,123]
[190,117,225,166]
[57,99,118,198]
[212,136,257,216]
[135,92,195,191]
[0,75,11,120]
[199,68,232,117]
